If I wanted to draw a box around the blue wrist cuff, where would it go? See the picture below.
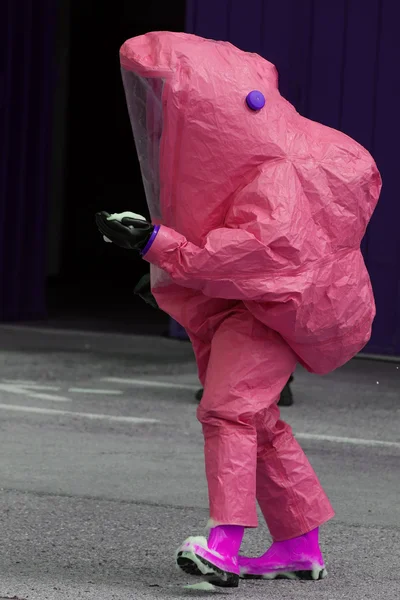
[140,225,160,256]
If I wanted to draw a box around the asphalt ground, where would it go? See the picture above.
[0,324,398,600]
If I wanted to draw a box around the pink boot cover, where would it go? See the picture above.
[239,527,327,580]
[176,525,244,587]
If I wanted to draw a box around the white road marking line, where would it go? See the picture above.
[3,381,61,391]
[0,399,397,445]
[3,381,122,396]
[102,377,199,391]
[0,403,160,423]
[0,383,70,402]
[3,379,47,385]
[296,433,400,449]
[20,393,71,402]
[68,388,122,395]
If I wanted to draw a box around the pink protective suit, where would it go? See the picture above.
[120,32,381,539]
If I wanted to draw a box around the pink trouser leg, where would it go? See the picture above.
[255,412,335,540]
[193,309,334,535]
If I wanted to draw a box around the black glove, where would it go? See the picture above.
[134,273,159,309]
[95,211,154,251]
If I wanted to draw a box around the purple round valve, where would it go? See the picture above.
[246,90,265,111]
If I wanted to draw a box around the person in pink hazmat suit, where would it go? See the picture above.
[95,32,381,588]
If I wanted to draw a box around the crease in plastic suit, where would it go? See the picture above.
[120,32,381,539]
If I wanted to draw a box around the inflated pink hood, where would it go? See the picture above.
[120,31,381,374]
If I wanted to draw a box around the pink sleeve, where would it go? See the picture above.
[142,225,274,300]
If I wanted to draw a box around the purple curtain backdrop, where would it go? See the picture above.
[0,0,57,320]
[171,0,400,356]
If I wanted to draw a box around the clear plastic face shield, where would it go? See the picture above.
[121,70,164,221]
